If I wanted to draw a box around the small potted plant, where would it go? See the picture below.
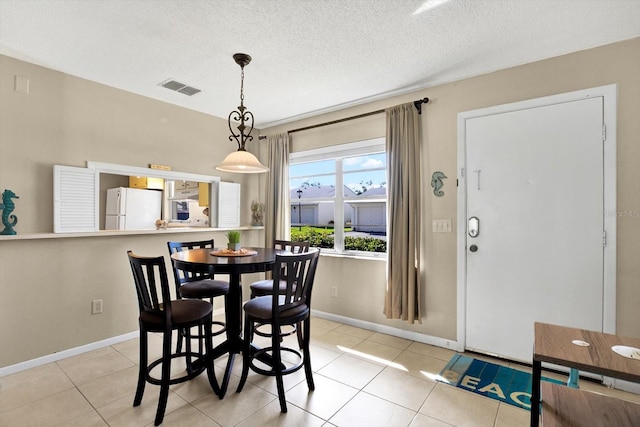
[226,230,241,251]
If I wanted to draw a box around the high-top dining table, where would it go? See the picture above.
[170,246,279,398]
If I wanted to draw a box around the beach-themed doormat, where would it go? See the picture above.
[438,354,564,410]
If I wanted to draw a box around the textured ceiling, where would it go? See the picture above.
[1,0,639,128]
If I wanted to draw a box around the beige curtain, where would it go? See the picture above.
[264,133,290,245]
[384,103,422,324]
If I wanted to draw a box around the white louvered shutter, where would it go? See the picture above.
[217,181,241,228]
[53,165,99,232]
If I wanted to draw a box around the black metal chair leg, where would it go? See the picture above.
[175,328,184,354]
[185,327,194,374]
[296,322,304,349]
[154,330,173,426]
[303,319,315,390]
[134,328,147,407]
[273,322,287,413]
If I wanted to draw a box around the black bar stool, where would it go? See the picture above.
[167,240,230,353]
[249,240,310,345]
[127,251,219,426]
[236,248,320,412]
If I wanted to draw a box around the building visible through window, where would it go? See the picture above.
[289,138,387,255]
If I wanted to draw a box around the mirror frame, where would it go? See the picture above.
[87,161,221,228]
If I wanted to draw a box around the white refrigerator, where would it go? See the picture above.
[105,187,162,230]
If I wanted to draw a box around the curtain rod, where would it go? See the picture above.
[258,97,429,139]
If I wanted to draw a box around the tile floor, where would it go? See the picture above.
[1,316,638,427]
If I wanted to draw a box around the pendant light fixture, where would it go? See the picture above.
[215,53,269,174]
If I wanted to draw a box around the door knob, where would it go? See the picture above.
[469,244,478,252]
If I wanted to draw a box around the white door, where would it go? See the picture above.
[458,87,616,363]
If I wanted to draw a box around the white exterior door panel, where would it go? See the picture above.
[459,89,616,363]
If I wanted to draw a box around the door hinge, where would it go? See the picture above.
[602,124,606,142]
[602,230,607,247]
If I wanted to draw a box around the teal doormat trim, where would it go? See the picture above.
[438,354,564,410]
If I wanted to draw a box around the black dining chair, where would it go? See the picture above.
[167,240,230,353]
[236,248,320,413]
[249,240,310,345]
[127,251,219,426]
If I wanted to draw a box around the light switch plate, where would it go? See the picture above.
[432,219,452,232]
[14,75,30,94]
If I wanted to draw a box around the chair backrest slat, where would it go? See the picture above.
[128,251,173,322]
[167,239,215,293]
[272,240,310,279]
[272,248,320,314]
[274,240,310,254]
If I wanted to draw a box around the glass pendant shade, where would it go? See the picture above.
[216,150,269,173]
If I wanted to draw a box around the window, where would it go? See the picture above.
[289,138,387,255]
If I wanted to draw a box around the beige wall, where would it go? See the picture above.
[0,232,265,367]
[263,37,640,341]
[0,55,264,368]
[1,37,639,369]
[0,55,263,232]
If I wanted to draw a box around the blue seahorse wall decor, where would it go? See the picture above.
[0,189,19,235]
[431,172,447,197]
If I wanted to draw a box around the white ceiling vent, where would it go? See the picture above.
[158,79,201,96]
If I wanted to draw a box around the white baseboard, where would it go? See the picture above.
[311,309,459,351]
[1,307,229,378]
[0,331,139,377]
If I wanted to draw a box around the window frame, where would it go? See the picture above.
[289,137,387,258]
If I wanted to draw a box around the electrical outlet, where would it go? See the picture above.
[91,299,103,314]
[331,287,338,298]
